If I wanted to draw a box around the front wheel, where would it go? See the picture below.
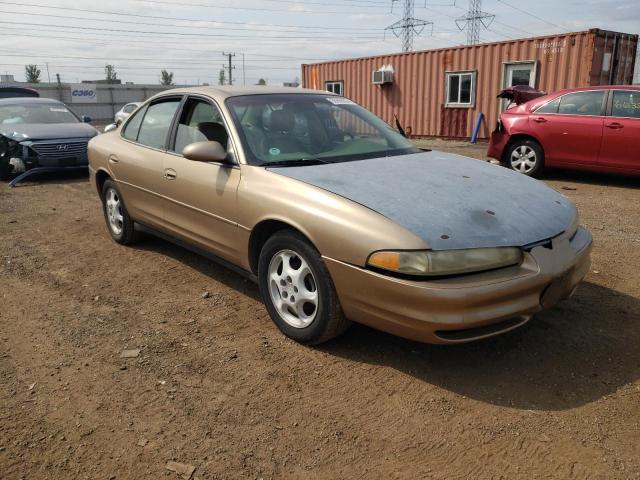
[506,139,544,178]
[258,230,350,345]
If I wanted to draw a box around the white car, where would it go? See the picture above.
[114,102,142,126]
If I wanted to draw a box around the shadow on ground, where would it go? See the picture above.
[323,281,640,411]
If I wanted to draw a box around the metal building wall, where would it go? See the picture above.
[303,29,638,139]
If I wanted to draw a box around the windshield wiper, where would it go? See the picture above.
[261,157,330,167]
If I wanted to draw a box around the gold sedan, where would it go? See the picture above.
[89,87,592,345]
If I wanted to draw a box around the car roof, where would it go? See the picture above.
[150,85,333,101]
[0,97,64,106]
[552,85,640,95]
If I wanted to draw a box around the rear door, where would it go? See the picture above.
[529,90,606,166]
[161,95,242,263]
[111,96,182,226]
[598,89,640,172]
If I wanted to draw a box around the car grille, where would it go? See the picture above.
[31,140,88,159]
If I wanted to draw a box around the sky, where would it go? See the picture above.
[0,0,638,86]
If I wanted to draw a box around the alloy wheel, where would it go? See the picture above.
[268,249,319,328]
[105,188,124,235]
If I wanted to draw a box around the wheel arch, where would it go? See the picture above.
[503,134,545,163]
[248,218,319,276]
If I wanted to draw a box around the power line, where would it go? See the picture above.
[494,0,570,32]
[385,0,433,52]
[455,0,494,45]
[0,1,383,32]
[0,12,384,39]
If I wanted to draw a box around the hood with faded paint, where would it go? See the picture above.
[0,123,97,142]
[268,151,577,251]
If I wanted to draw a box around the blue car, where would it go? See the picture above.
[0,97,98,185]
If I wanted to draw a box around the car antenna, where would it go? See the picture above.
[394,114,407,138]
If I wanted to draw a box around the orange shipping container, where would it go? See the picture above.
[302,29,638,140]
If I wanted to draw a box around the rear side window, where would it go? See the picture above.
[557,91,605,116]
[612,90,640,119]
[136,98,181,150]
[122,106,146,141]
[535,97,560,114]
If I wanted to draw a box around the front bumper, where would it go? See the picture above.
[324,228,592,344]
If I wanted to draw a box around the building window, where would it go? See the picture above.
[325,81,344,96]
[445,71,476,107]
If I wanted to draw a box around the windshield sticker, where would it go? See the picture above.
[326,97,355,105]
[49,107,69,113]
[269,147,281,156]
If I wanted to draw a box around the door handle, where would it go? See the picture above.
[108,154,119,164]
[532,117,548,123]
[163,168,177,180]
[606,122,624,130]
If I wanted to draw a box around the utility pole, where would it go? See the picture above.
[385,0,432,52]
[222,52,236,86]
[45,62,51,83]
[456,0,495,45]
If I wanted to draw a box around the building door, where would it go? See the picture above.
[502,61,537,109]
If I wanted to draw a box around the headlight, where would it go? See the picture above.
[367,247,523,277]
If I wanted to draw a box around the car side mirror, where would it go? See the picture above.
[182,141,230,164]
[103,123,118,133]
[82,115,92,123]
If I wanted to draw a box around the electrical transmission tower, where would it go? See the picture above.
[385,0,433,52]
[455,0,494,45]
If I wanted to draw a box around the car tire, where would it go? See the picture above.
[101,179,137,245]
[258,230,351,345]
[505,139,544,178]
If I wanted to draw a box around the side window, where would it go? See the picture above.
[535,97,560,114]
[611,90,640,119]
[173,98,229,154]
[445,71,476,107]
[325,81,344,96]
[557,91,605,116]
[136,98,181,150]
[122,105,147,141]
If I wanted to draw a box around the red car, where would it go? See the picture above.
[488,85,640,177]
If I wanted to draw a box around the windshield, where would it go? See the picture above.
[226,94,419,166]
[0,103,79,125]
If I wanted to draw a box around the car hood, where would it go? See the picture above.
[268,151,577,250]
[0,122,97,141]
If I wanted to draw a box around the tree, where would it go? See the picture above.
[160,70,174,86]
[25,64,41,83]
[104,64,118,83]
[256,78,267,86]
[218,69,226,86]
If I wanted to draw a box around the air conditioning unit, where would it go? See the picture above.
[372,69,393,85]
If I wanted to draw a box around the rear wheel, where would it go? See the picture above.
[258,230,350,345]
[101,179,136,245]
[506,139,544,178]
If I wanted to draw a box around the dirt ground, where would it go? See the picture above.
[1,141,639,480]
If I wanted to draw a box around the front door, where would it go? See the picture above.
[502,62,536,109]
[598,89,640,172]
[161,96,242,263]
